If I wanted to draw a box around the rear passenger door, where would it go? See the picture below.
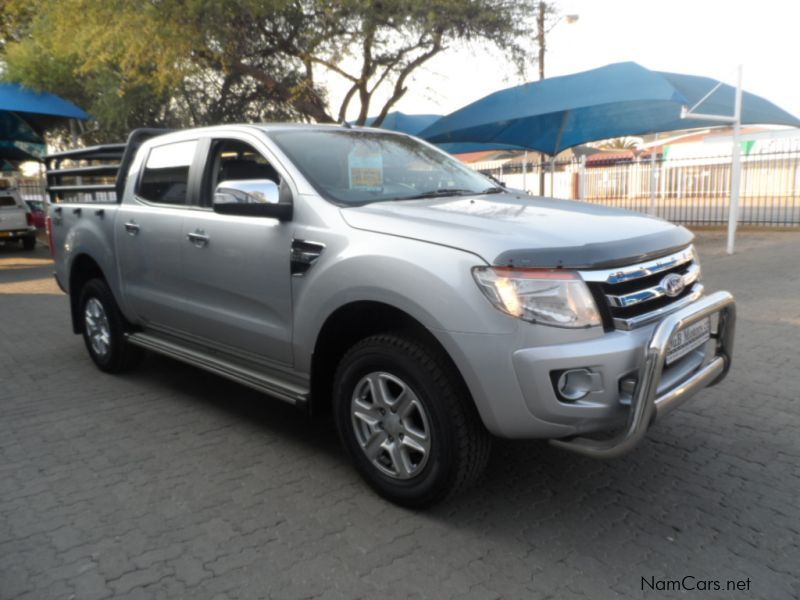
[116,138,203,332]
[178,134,294,365]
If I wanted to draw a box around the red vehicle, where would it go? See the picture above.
[24,199,47,229]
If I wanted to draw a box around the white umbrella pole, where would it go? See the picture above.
[522,150,528,191]
[679,64,744,254]
[727,66,744,255]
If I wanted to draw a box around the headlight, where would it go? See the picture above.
[472,267,601,328]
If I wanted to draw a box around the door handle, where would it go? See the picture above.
[187,231,210,247]
[124,221,140,235]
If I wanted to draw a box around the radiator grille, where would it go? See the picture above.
[581,246,702,330]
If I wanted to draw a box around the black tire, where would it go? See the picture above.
[78,278,143,373]
[333,333,491,508]
[21,236,35,251]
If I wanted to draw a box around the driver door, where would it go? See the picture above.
[178,135,295,365]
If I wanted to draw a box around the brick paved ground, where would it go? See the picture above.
[0,231,798,600]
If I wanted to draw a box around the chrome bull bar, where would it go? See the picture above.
[550,291,736,459]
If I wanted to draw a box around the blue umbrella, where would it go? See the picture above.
[437,140,527,155]
[364,111,527,154]
[419,62,800,155]
[0,82,89,160]
[364,111,441,135]
[0,111,46,160]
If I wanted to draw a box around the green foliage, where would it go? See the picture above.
[599,137,642,150]
[0,0,537,143]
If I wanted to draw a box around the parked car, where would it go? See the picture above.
[0,181,37,250]
[47,125,736,506]
[24,199,47,229]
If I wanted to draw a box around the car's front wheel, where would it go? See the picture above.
[333,333,491,507]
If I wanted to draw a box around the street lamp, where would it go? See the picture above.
[533,3,579,196]
[536,2,579,80]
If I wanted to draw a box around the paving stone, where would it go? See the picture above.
[0,233,798,599]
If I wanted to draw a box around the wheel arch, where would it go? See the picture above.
[68,254,107,334]
[308,300,473,417]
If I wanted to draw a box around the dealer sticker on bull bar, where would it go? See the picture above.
[666,317,711,365]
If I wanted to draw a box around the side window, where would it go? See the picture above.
[137,140,197,205]
[204,139,281,206]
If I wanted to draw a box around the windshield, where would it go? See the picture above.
[269,129,497,205]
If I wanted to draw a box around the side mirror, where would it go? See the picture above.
[213,179,292,220]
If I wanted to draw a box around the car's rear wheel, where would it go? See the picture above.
[21,236,35,251]
[333,333,491,507]
[79,278,143,373]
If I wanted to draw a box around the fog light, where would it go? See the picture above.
[557,368,599,401]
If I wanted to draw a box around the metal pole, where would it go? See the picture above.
[539,155,546,196]
[579,155,586,200]
[649,149,657,215]
[537,2,546,80]
[68,119,78,147]
[727,65,743,255]
[550,157,555,196]
[522,150,528,192]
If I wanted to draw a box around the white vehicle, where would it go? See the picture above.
[0,180,37,250]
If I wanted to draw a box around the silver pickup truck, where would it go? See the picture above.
[47,125,736,506]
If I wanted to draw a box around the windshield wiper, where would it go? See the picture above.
[480,186,505,194]
[399,188,476,200]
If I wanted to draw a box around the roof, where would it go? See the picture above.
[255,123,404,134]
[0,83,88,119]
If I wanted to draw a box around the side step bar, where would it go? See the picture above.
[126,332,309,407]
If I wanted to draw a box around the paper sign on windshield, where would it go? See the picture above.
[348,150,383,191]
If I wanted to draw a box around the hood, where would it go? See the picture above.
[340,193,694,269]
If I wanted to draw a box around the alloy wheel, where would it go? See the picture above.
[84,297,111,359]
[350,371,432,480]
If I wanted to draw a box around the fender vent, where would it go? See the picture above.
[290,239,325,276]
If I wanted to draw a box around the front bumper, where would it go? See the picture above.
[549,290,736,458]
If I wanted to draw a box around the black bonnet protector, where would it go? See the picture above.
[493,226,695,270]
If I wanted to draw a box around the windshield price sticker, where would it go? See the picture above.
[348,150,383,191]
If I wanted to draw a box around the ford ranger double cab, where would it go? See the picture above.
[47,125,736,507]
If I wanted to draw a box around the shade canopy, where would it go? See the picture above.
[364,112,440,135]
[0,111,46,161]
[0,83,88,161]
[365,111,526,154]
[0,83,89,131]
[420,62,800,156]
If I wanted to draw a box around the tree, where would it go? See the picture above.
[0,0,538,142]
[599,137,642,150]
[0,0,31,53]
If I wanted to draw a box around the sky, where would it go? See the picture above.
[328,0,800,123]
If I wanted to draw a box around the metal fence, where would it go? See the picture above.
[472,149,800,227]
[9,150,800,226]
[17,178,48,203]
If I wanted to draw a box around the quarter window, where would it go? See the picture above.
[138,140,197,205]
